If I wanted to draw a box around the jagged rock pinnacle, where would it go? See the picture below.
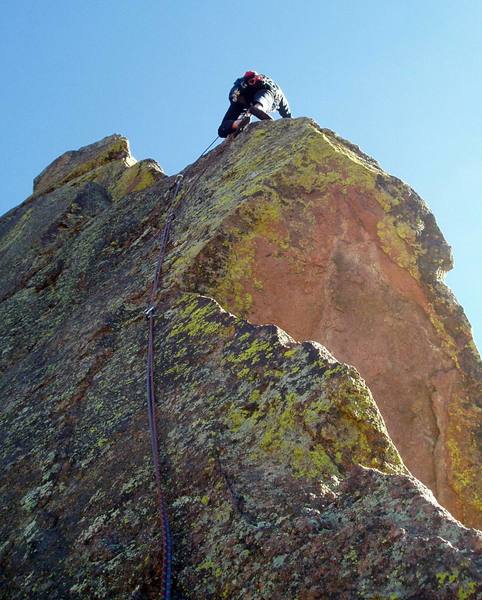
[0,119,480,598]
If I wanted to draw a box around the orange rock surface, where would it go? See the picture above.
[174,118,481,527]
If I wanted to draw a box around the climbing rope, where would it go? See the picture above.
[144,136,220,598]
[198,135,220,158]
[179,136,220,200]
[145,174,182,600]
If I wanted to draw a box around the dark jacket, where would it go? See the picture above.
[218,74,292,137]
[228,75,291,118]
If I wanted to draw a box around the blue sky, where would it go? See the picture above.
[1,1,481,350]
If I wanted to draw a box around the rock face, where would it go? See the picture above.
[32,134,164,199]
[0,121,481,598]
[166,119,481,529]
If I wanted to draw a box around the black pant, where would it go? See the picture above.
[252,89,291,118]
[218,90,287,138]
[218,102,247,138]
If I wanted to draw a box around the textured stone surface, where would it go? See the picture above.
[110,159,165,201]
[33,134,133,194]
[163,118,481,528]
[0,123,481,598]
[32,134,164,198]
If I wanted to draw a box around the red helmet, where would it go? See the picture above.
[244,70,258,79]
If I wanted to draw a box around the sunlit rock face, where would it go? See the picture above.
[174,118,481,529]
[0,123,480,598]
[32,133,164,199]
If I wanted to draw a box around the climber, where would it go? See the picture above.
[217,71,292,138]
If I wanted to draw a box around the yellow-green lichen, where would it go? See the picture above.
[457,582,477,600]
[209,198,288,316]
[34,137,133,194]
[167,296,232,340]
[0,207,34,252]
[377,215,421,279]
[226,338,274,366]
[436,569,478,600]
[225,361,404,481]
[428,309,461,368]
[110,161,163,201]
[446,399,482,520]
[229,407,250,432]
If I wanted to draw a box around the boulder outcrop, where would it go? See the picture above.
[0,120,480,598]
[32,134,164,199]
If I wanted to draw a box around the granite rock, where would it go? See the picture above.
[0,121,480,598]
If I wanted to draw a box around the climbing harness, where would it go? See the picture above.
[144,135,220,598]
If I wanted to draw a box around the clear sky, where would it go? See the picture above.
[1,1,481,351]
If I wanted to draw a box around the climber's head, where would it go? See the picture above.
[244,70,261,85]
